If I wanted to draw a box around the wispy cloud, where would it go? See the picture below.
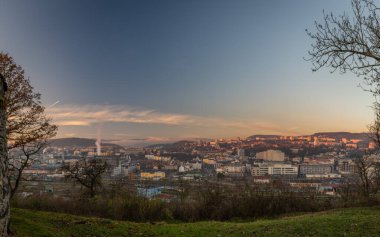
[98,136,174,147]
[48,104,191,126]
[47,104,301,136]
[58,121,91,126]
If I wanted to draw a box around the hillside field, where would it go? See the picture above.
[11,206,380,237]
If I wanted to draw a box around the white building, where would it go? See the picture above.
[191,162,202,170]
[224,165,245,173]
[178,165,185,173]
[251,163,298,176]
[256,149,286,162]
[112,163,129,177]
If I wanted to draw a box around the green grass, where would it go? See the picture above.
[10,206,380,237]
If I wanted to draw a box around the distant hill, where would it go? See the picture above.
[247,135,281,140]
[312,132,370,141]
[247,132,371,141]
[49,138,125,149]
[145,140,198,149]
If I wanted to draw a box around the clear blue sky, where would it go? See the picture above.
[0,0,374,145]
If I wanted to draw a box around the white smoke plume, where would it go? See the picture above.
[95,123,103,156]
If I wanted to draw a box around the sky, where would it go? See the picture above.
[0,0,375,146]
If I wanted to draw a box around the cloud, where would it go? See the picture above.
[48,104,301,136]
[57,121,91,126]
[48,104,191,126]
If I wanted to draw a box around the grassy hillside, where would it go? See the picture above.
[11,206,380,237]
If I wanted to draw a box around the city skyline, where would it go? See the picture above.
[0,0,374,145]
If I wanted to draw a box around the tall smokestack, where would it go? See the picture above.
[96,138,101,156]
[96,123,103,156]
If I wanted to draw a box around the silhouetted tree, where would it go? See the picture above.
[63,158,109,197]
[369,102,380,147]
[349,151,380,200]
[354,154,374,198]
[307,0,380,200]
[307,0,380,95]
[9,140,51,198]
[0,53,57,198]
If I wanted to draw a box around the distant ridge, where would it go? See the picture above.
[48,133,372,149]
[311,132,370,141]
[247,135,281,140]
[248,132,371,141]
[145,140,198,149]
[145,132,372,148]
[50,138,125,149]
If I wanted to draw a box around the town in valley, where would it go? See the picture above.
[15,132,375,200]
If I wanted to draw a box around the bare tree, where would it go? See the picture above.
[363,102,380,196]
[307,0,380,200]
[0,53,57,198]
[354,154,374,198]
[178,179,190,203]
[337,176,358,205]
[63,158,109,198]
[368,102,380,146]
[8,140,51,198]
[307,0,380,95]
[349,150,380,200]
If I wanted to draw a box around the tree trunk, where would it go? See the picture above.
[0,75,10,236]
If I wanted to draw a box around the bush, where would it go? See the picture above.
[12,181,380,222]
